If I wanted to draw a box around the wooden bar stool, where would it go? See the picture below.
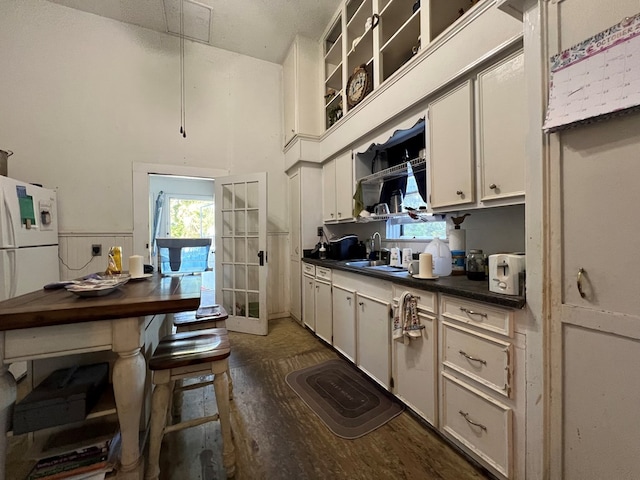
[173,306,233,399]
[145,328,235,480]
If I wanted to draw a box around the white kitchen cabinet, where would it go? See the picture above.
[356,291,391,389]
[332,284,357,362]
[315,279,333,343]
[289,172,302,321]
[302,267,316,331]
[439,294,525,480]
[428,80,475,209]
[283,35,322,146]
[322,159,337,222]
[441,372,513,478]
[289,167,322,322]
[392,285,438,426]
[322,150,354,223]
[477,51,525,202]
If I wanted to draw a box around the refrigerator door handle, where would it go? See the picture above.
[2,192,17,248]
[7,249,16,298]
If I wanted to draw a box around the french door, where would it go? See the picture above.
[215,173,268,335]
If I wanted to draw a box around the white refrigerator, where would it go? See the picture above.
[0,176,59,379]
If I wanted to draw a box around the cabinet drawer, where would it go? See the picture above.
[442,372,512,478]
[302,262,316,275]
[392,285,437,313]
[316,266,332,281]
[440,295,513,337]
[442,322,513,398]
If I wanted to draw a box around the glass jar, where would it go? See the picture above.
[466,249,486,281]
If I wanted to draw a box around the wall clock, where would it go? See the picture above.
[346,64,372,108]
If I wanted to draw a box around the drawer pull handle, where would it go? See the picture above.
[459,411,487,432]
[459,350,487,365]
[460,307,487,318]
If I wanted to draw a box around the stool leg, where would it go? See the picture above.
[172,378,183,417]
[228,372,234,400]
[213,370,235,478]
[145,377,172,480]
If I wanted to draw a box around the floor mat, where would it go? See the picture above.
[285,359,404,439]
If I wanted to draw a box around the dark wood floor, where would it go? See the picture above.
[159,317,490,480]
[7,317,491,480]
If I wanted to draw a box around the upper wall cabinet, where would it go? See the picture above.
[428,50,525,211]
[323,0,475,132]
[428,81,475,209]
[323,150,354,223]
[284,35,322,146]
[477,52,525,201]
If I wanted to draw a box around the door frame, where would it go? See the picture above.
[132,162,228,262]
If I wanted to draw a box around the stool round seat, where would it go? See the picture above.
[149,328,230,371]
[173,306,229,331]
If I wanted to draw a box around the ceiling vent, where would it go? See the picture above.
[163,0,212,44]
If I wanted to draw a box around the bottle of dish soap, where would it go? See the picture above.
[390,245,401,267]
[319,243,327,260]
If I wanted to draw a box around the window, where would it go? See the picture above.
[386,166,446,240]
[165,195,214,238]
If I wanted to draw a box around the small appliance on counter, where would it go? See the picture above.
[328,234,359,260]
[489,253,526,295]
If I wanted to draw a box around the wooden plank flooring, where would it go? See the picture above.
[160,317,491,480]
[6,317,492,479]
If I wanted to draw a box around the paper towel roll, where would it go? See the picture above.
[419,253,433,277]
[449,228,466,252]
[129,255,144,278]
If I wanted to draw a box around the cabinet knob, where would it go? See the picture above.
[337,212,341,217]
[346,296,351,300]
[456,190,464,196]
[359,302,364,306]
[330,213,334,218]
[489,183,497,189]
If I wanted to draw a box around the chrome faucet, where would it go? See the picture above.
[370,232,382,259]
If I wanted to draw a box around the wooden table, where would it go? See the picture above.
[0,273,202,480]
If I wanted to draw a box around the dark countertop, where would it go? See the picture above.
[302,258,526,309]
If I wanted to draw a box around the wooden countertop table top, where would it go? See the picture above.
[0,273,203,331]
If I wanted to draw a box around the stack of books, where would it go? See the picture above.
[26,433,120,480]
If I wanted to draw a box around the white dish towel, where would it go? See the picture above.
[393,291,425,345]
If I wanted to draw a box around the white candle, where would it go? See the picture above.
[129,255,144,278]
[419,253,433,277]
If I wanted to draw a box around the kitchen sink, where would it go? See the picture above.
[343,260,408,274]
[366,265,408,273]
[344,260,387,267]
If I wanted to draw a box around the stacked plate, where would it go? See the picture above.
[66,274,131,297]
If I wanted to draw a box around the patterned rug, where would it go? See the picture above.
[285,359,404,439]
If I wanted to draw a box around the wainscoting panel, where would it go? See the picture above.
[58,233,134,280]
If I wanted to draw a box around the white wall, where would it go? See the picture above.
[0,0,287,235]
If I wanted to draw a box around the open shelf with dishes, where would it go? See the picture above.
[324,15,344,129]
[321,0,487,132]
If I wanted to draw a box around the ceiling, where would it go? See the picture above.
[46,0,342,64]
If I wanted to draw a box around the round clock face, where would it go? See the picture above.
[347,67,369,107]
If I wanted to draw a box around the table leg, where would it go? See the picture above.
[112,318,146,479]
[0,364,16,480]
